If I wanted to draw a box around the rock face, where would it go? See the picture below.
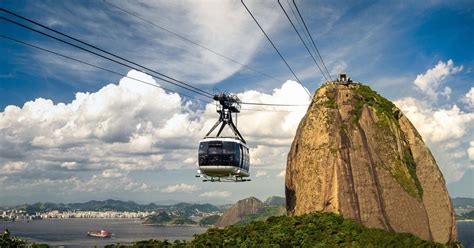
[214,197,264,227]
[285,82,456,243]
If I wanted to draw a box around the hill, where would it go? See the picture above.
[239,205,286,224]
[286,81,456,243]
[452,197,474,208]
[263,196,285,206]
[214,197,264,227]
[142,212,196,226]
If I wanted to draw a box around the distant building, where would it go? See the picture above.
[336,73,353,85]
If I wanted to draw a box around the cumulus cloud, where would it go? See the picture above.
[413,59,463,99]
[277,170,285,178]
[0,70,308,198]
[463,87,474,109]
[161,183,199,193]
[32,1,283,85]
[101,169,123,178]
[2,161,27,173]
[468,142,474,161]
[395,97,474,143]
[199,191,231,198]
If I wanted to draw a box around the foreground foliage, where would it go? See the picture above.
[0,229,48,248]
[106,212,461,247]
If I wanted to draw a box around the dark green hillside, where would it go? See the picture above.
[198,215,220,226]
[106,212,460,247]
[239,205,286,224]
[143,212,196,225]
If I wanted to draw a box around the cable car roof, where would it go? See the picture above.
[199,137,249,148]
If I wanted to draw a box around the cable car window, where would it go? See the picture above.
[208,141,222,155]
[234,143,241,167]
[223,142,235,154]
[199,142,208,154]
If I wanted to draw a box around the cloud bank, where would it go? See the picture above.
[0,70,308,203]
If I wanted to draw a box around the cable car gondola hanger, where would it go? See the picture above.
[196,93,251,182]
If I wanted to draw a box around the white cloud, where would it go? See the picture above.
[101,169,123,178]
[277,169,285,178]
[61,162,79,170]
[32,0,283,85]
[468,141,474,161]
[199,191,231,198]
[413,59,463,99]
[255,170,268,178]
[394,97,474,143]
[463,87,474,109]
[0,70,308,197]
[2,161,27,173]
[161,183,199,193]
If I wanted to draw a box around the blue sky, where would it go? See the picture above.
[0,0,473,205]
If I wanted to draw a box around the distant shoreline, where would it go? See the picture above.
[456,219,474,222]
[142,223,212,227]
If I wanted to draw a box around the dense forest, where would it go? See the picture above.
[2,212,462,247]
[110,212,459,247]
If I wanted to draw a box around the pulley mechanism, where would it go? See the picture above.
[204,93,245,143]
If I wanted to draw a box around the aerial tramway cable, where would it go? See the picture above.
[0,34,212,104]
[0,8,214,98]
[240,0,312,99]
[102,0,283,84]
[1,8,310,108]
[277,0,330,82]
[0,34,309,109]
[0,16,214,100]
[291,0,332,81]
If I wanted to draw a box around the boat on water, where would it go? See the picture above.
[87,230,112,238]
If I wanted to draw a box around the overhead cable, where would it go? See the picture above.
[277,0,329,82]
[102,0,283,84]
[0,8,214,98]
[291,0,332,81]
[241,101,308,107]
[0,34,211,104]
[0,15,213,99]
[240,0,312,98]
[0,34,309,109]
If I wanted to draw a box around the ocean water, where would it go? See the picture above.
[1,219,473,247]
[0,218,208,247]
[457,221,474,248]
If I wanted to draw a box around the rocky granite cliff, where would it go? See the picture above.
[214,197,264,227]
[285,82,456,243]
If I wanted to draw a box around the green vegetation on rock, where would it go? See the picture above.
[350,84,423,199]
[352,84,397,124]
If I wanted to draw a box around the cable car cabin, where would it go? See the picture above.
[198,137,250,181]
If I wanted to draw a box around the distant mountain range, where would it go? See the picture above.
[7,196,472,221]
[7,199,220,215]
[451,197,474,208]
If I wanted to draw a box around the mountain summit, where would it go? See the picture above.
[285,81,456,243]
